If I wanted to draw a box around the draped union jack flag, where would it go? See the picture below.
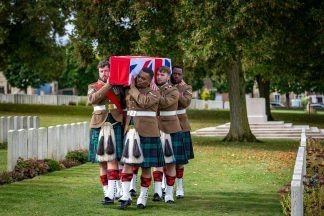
[109,56,172,86]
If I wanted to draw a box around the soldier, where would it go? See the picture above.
[87,60,124,205]
[119,68,165,210]
[153,66,188,203]
[171,65,194,199]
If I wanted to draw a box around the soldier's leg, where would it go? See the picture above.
[99,162,110,205]
[164,164,176,203]
[130,166,140,197]
[152,167,163,201]
[118,164,133,209]
[137,167,152,209]
[116,162,123,199]
[105,160,119,203]
[176,164,185,198]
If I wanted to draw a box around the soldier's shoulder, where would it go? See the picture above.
[149,89,161,97]
[185,84,192,90]
[88,82,98,88]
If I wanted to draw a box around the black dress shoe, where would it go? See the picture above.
[101,197,114,205]
[166,200,175,204]
[176,195,184,199]
[137,204,146,209]
[118,199,132,210]
[152,193,162,201]
[130,189,137,197]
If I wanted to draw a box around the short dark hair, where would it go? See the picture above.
[172,65,183,73]
[157,66,171,75]
[141,67,154,79]
[98,60,110,69]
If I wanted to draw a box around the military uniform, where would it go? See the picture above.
[87,79,124,163]
[175,83,194,159]
[158,82,188,165]
[119,84,165,209]
[122,85,165,168]
[173,82,194,199]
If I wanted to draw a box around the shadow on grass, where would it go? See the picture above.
[192,136,299,152]
[0,183,281,215]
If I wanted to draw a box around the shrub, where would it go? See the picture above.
[279,138,324,215]
[60,159,81,168]
[65,150,88,164]
[200,88,211,101]
[0,142,7,149]
[0,171,14,185]
[78,99,87,106]
[44,159,61,172]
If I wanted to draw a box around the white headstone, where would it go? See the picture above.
[47,126,57,159]
[27,116,33,129]
[56,125,64,160]
[27,128,38,159]
[0,117,7,143]
[291,180,303,216]
[33,116,40,129]
[83,122,90,149]
[68,123,78,151]
[7,130,18,171]
[17,129,28,159]
[13,116,20,130]
[246,98,267,124]
[21,116,27,129]
[37,127,48,159]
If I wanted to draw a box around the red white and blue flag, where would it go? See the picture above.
[109,56,172,86]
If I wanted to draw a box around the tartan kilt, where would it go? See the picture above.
[88,114,124,163]
[183,131,194,160]
[170,131,188,165]
[139,136,165,168]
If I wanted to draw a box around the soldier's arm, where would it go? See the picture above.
[159,88,179,109]
[178,85,193,107]
[129,87,160,109]
[87,83,112,104]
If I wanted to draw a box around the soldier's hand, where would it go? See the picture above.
[179,80,186,86]
[150,79,159,91]
[130,76,135,88]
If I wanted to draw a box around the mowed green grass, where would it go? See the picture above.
[0,103,313,215]
[0,137,298,216]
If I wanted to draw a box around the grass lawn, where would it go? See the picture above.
[272,109,324,129]
[0,137,298,216]
[0,104,314,215]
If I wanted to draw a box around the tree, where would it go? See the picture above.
[0,0,70,89]
[175,1,299,141]
[59,42,98,95]
[72,0,139,59]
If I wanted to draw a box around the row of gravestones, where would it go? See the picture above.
[290,130,307,216]
[0,116,40,143]
[0,94,88,106]
[7,122,90,171]
[188,99,230,110]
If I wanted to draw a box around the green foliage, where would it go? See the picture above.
[65,150,88,164]
[278,138,324,215]
[78,99,87,106]
[59,42,98,96]
[60,159,81,169]
[0,142,7,150]
[301,96,309,108]
[44,159,61,172]
[200,88,211,101]
[0,0,70,88]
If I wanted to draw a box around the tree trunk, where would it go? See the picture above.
[223,56,257,142]
[256,75,274,121]
[285,93,290,109]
